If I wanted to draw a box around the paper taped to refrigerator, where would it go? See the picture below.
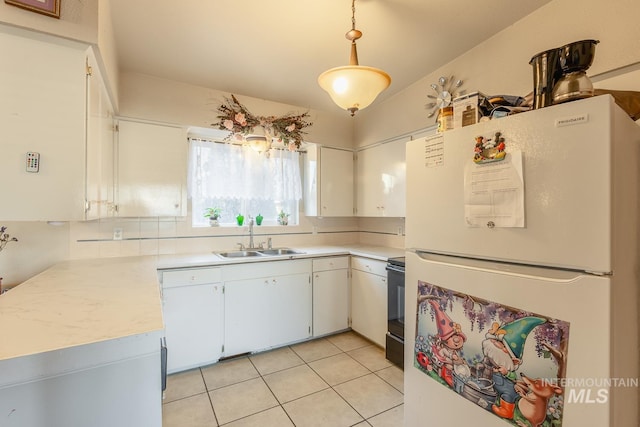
[423,134,444,168]
[464,150,524,227]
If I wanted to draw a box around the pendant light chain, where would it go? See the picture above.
[351,0,356,31]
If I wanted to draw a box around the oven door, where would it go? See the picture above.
[386,261,405,368]
[387,263,405,339]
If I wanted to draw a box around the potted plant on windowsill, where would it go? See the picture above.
[277,210,289,226]
[204,207,222,226]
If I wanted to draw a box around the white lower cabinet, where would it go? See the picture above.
[223,260,312,357]
[0,334,162,427]
[350,257,388,347]
[312,257,350,337]
[223,276,272,355]
[161,268,223,373]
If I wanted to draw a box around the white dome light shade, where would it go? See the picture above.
[318,0,391,116]
[318,65,391,115]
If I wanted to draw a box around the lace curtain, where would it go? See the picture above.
[188,139,302,202]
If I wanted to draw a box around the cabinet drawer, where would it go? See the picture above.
[313,256,349,272]
[223,259,311,281]
[162,268,222,288]
[351,257,387,277]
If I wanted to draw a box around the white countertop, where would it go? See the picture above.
[0,256,164,362]
[0,244,404,362]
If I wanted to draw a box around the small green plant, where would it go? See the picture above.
[277,210,289,226]
[204,207,222,220]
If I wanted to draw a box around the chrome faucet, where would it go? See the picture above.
[248,216,255,249]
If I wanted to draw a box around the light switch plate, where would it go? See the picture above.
[113,228,123,240]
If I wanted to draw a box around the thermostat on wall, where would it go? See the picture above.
[26,152,40,173]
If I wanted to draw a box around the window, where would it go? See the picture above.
[189,138,302,227]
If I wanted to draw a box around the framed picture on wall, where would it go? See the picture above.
[4,0,60,18]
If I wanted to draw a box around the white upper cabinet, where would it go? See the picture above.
[115,119,187,217]
[304,145,354,217]
[0,28,110,221]
[356,138,408,217]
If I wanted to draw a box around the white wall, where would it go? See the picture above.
[354,0,640,146]
[96,0,119,109]
[0,222,69,289]
[118,72,354,149]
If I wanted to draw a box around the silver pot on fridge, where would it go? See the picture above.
[552,39,599,104]
[529,39,599,109]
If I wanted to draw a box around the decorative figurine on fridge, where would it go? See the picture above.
[473,131,507,163]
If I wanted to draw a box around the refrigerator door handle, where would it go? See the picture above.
[160,337,167,392]
[413,250,599,282]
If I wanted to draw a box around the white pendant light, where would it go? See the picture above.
[245,126,272,154]
[318,0,391,116]
[246,135,270,153]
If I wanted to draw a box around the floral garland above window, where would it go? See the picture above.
[212,94,312,150]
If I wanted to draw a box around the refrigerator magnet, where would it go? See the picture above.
[473,131,506,164]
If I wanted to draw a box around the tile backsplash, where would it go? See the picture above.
[0,215,404,287]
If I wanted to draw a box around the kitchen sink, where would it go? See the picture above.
[217,250,266,258]
[258,248,305,256]
[216,248,304,258]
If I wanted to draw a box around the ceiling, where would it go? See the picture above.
[109,0,552,113]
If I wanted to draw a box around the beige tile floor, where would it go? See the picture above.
[163,331,404,427]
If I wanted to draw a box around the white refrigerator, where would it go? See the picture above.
[404,95,639,427]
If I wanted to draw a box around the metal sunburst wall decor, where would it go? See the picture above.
[425,75,464,118]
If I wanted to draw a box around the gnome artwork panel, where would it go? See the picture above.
[414,281,570,427]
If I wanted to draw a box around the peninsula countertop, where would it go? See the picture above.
[0,244,404,363]
[0,256,164,363]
